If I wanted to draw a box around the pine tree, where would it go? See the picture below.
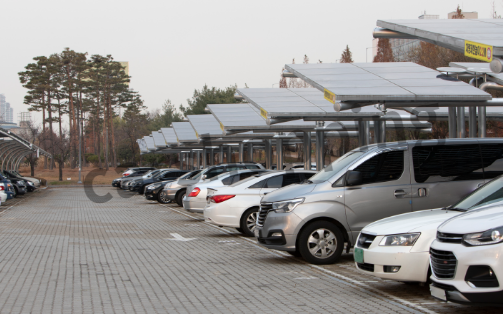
[340,45,353,63]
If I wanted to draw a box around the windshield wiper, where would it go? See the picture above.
[444,206,465,212]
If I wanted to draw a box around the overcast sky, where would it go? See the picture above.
[0,0,497,124]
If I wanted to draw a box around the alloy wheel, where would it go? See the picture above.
[307,228,337,259]
[246,211,257,233]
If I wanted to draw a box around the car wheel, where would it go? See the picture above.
[235,228,243,233]
[176,189,186,207]
[298,221,344,265]
[157,191,171,204]
[239,207,259,237]
[287,250,302,257]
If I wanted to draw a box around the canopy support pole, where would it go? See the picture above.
[315,122,325,171]
[303,132,311,170]
[196,151,200,170]
[238,143,244,162]
[469,107,477,137]
[209,148,214,166]
[219,146,224,164]
[265,139,272,170]
[276,138,283,170]
[478,106,486,138]
[457,107,466,138]
[202,149,207,168]
[227,146,232,163]
[448,107,457,138]
[247,143,253,162]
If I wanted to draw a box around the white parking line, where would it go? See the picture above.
[163,204,437,314]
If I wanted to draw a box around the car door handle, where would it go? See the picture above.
[394,190,407,197]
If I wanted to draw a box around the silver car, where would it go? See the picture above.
[255,139,503,265]
[183,169,271,213]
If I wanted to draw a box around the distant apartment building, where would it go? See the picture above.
[0,94,14,123]
[448,11,478,19]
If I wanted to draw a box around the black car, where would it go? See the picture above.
[1,172,27,196]
[112,169,157,188]
[4,171,37,192]
[130,170,187,194]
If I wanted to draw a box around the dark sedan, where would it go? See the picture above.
[130,170,188,194]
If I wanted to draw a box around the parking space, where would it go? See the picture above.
[0,187,498,313]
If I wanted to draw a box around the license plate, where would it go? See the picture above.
[430,285,447,301]
[354,247,364,263]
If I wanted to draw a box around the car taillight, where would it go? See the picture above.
[210,195,235,203]
[188,187,201,197]
[0,186,4,191]
[124,173,130,176]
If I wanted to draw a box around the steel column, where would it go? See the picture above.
[373,120,382,144]
[209,148,214,166]
[380,120,386,143]
[238,143,244,162]
[265,139,272,170]
[303,132,311,170]
[478,106,486,138]
[315,130,325,171]
[457,107,466,138]
[226,146,232,163]
[219,146,224,164]
[247,143,253,162]
[469,107,477,138]
[276,138,283,170]
[448,107,457,138]
[202,149,207,168]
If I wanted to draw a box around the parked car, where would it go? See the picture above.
[129,169,186,194]
[1,172,27,196]
[430,202,503,305]
[165,163,265,206]
[354,174,503,283]
[143,170,190,202]
[0,183,7,204]
[122,167,156,177]
[8,171,41,188]
[3,171,36,192]
[116,169,160,189]
[162,170,203,205]
[255,139,503,264]
[184,169,271,213]
[205,170,316,236]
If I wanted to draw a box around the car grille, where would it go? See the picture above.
[437,231,463,244]
[357,263,374,272]
[356,233,376,249]
[430,248,457,279]
[257,203,273,226]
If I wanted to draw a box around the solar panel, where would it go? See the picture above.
[171,122,198,142]
[285,62,491,102]
[160,128,178,144]
[377,19,503,56]
[151,131,166,148]
[143,136,156,151]
[187,114,224,137]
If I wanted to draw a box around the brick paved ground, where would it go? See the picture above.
[0,187,495,313]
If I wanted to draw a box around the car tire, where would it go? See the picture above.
[235,228,243,233]
[176,189,186,207]
[239,207,259,237]
[287,250,302,257]
[297,221,344,265]
[157,191,171,204]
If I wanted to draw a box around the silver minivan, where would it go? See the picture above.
[255,139,503,264]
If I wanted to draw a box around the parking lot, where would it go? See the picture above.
[0,187,497,313]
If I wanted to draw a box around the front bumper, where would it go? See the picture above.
[183,197,206,213]
[354,237,430,282]
[255,211,303,252]
[16,186,26,195]
[0,193,7,202]
[145,187,162,200]
[429,240,503,304]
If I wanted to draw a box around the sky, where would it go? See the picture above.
[0,0,498,124]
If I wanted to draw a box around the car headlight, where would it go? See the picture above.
[17,181,25,186]
[463,226,503,246]
[164,183,172,189]
[379,233,420,246]
[27,181,34,186]
[148,183,162,190]
[272,198,304,213]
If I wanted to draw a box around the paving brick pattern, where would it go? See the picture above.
[0,187,495,313]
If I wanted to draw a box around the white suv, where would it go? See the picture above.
[430,203,503,305]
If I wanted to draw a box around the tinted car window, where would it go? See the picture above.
[226,166,246,171]
[412,145,484,183]
[480,144,503,180]
[282,173,304,187]
[354,151,404,185]
[265,175,283,188]
[245,165,260,169]
[222,175,238,185]
[205,167,224,179]
[249,178,267,189]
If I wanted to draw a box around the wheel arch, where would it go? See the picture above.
[295,217,350,249]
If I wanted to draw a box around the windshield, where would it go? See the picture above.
[180,170,200,180]
[309,151,365,183]
[451,176,503,211]
[229,171,273,187]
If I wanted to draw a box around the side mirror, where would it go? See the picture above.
[346,170,363,186]
[201,175,207,180]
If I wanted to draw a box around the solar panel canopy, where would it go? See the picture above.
[160,128,178,145]
[285,62,491,103]
[171,122,198,143]
[151,131,166,148]
[143,136,156,151]
[187,114,223,137]
[377,19,503,57]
